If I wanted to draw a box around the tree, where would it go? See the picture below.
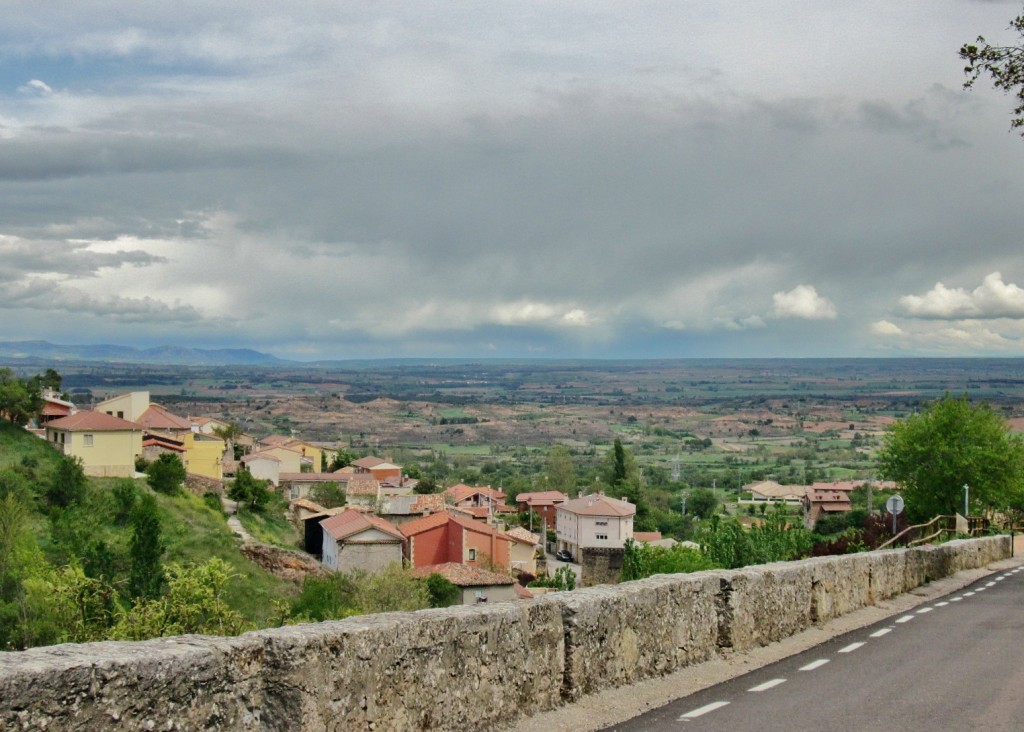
[686,488,718,520]
[309,481,346,508]
[45,455,87,508]
[0,369,42,427]
[961,9,1024,136]
[877,395,1024,521]
[424,573,461,608]
[146,454,186,495]
[128,493,164,600]
[542,445,576,495]
[413,477,439,495]
[228,469,272,512]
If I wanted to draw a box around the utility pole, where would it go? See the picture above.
[964,484,970,517]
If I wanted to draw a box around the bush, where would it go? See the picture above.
[202,492,225,516]
[228,469,272,512]
[146,454,186,495]
[425,573,461,608]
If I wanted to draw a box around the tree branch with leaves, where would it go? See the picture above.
[960,9,1024,135]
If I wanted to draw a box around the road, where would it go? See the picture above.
[604,567,1024,731]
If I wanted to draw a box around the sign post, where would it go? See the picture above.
[886,494,905,536]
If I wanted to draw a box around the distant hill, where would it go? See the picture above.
[0,340,287,366]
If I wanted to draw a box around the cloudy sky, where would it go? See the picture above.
[2,1,1024,360]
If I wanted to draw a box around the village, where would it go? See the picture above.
[31,387,897,601]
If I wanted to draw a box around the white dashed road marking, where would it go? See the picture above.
[950,597,963,602]
[870,628,892,638]
[895,615,915,623]
[748,679,786,692]
[934,601,949,607]
[838,642,865,654]
[679,701,730,720]
[964,591,976,597]
[917,607,933,614]
[799,659,829,671]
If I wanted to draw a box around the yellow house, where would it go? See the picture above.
[505,527,541,576]
[257,435,328,471]
[256,445,304,474]
[182,431,225,480]
[94,391,151,422]
[45,411,143,478]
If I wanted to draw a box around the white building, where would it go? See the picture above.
[555,493,636,558]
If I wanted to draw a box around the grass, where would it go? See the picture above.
[235,497,300,549]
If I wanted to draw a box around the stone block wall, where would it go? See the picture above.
[0,536,1010,731]
[579,546,624,587]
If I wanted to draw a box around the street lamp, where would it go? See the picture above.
[963,484,970,517]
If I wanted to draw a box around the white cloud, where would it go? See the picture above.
[18,79,53,96]
[870,320,904,336]
[772,285,837,320]
[899,272,1024,320]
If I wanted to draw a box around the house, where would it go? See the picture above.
[94,391,151,421]
[343,474,382,510]
[515,490,568,530]
[240,452,281,486]
[400,511,514,571]
[192,417,255,451]
[44,411,143,477]
[135,403,193,438]
[802,487,853,529]
[351,456,402,482]
[555,493,636,558]
[257,435,328,472]
[743,480,806,506]
[319,509,405,573]
[141,432,186,462]
[254,445,304,474]
[280,472,346,501]
[411,563,517,605]
[38,388,76,426]
[181,431,225,480]
[378,493,446,526]
[504,527,541,575]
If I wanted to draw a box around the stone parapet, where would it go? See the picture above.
[0,536,1011,731]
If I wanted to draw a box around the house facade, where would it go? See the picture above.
[411,563,517,605]
[320,509,404,573]
[181,431,225,480]
[45,411,143,477]
[401,511,513,570]
[555,494,636,558]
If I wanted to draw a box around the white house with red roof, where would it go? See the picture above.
[320,509,405,573]
[411,563,517,605]
[44,411,143,477]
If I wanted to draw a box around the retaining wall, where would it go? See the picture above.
[0,536,1010,731]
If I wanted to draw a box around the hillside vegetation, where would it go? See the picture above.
[0,419,294,649]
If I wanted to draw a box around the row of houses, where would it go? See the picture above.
[742,479,899,528]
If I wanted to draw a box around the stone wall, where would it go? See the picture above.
[0,536,1010,731]
[579,546,624,587]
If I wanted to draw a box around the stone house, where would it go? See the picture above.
[320,509,405,573]
[411,563,517,605]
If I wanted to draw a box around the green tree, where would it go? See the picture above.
[542,445,576,495]
[329,449,356,472]
[961,8,1024,135]
[425,573,461,608]
[228,469,272,512]
[877,395,1024,520]
[128,493,164,600]
[45,455,87,508]
[413,476,439,495]
[686,488,718,520]
[0,369,42,427]
[146,453,186,495]
[309,481,346,508]
[354,564,430,614]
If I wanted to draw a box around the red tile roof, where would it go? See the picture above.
[352,456,386,469]
[45,411,142,432]
[411,562,514,587]
[516,491,569,505]
[400,511,451,537]
[320,509,404,542]
[136,404,192,431]
[559,494,636,518]
[634,531,663,543]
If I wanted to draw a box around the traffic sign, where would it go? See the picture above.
[886,494,904,515]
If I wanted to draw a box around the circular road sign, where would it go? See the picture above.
[886,494,905,515]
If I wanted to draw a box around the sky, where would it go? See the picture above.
[2,1,1024,361]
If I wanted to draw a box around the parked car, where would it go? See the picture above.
[555,550,574,562]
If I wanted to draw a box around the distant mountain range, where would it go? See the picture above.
[0,340,287,366]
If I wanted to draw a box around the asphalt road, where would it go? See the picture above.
[604,567,1024,732]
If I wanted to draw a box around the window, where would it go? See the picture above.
[83,434,94,447]
[596,534,608,540]
[117,411,124,419]
[468,548,477,561]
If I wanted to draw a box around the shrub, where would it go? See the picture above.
[146,454,186,495]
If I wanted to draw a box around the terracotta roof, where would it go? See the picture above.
[382,493,445,516]
[320,509,404,542]
[352,456,386,469]
[41,401,74,417]
[412,562,515,587]
[241,452,281,463]
[279,473,342,483]
[345,475,380,497]
[142,436,186,452]
[516,491,568,505]
[746,481,806,499]
[505,527,541,545]
[634,531,663,543]
[259,434,294,447]
[805,489,852,503]
[400,511,451,537]
[45,411,142,432]
[136,404,192,431]
[289,498,326,513]
[445,483,506,503]
[559,494,636,518]
[514,583,535,600]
